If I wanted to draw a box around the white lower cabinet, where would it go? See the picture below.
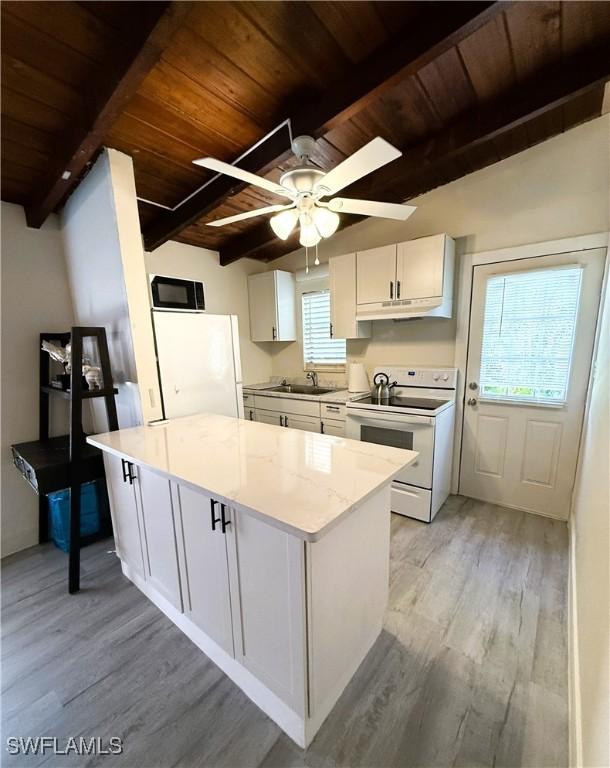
[256,409,282,427]
[283,413,319,432]
[103,454,146,579]
[226,510,306,714]
[176,485,234,655]
[321,418,345,437]
[136,465,183,611]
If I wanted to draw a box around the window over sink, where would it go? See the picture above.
[301,290,346,370]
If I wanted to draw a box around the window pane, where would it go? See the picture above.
[479,266,582,404]
[302,290,346,366]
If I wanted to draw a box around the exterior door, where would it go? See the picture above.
[460,250,605,519]
[177,485,234,656]
[356,244,397,305]
[154,312,239,419]
[103,454,146,578]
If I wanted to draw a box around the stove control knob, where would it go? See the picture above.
[442,373,449,381]
[432,373,440,381]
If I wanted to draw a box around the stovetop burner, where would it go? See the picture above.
[356,396,450,410]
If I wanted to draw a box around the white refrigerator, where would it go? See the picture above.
[152,311,244,420]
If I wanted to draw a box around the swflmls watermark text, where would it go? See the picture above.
[6,736,123,756]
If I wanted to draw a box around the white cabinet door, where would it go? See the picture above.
[257,409,282,427]
[244,406,258,422]
[321,418,345,437]
[177,485,234,656]
[248,272,278,341]
[248,271,296,341]
[226,509,306,714]
[103,454,146,578]
[283,413,320,432]
[136,466,183,611]
[329,252,371,339]
[356,244,397,305]
[396,234,447,300]
[274,270,297,341]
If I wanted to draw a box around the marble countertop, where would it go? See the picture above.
[243,382,368,404]
[88,413,416,542]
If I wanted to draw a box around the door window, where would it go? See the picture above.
[479,265,582,404]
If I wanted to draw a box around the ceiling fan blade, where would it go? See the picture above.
[193,157,293,199]
[206,204,294,227]
[315,138,401,196]
[328,197,416,221]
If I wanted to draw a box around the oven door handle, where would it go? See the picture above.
[346,411,433,426]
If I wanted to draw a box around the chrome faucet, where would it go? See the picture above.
[306,371,318,387]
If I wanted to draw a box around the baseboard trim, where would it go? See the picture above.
[568,518,583,768]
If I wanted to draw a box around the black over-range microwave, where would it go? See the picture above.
[149,275,205,311]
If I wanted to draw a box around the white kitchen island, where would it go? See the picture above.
[88,413,417,748]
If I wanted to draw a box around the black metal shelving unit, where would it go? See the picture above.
[11,327,119,593]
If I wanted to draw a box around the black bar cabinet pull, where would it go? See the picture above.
[220,504,231,534]
[210,498,221,531]
[397,280,401,299]
[272,326,277,340]
[390,280,394,299]
[127,463,135,485]
[121,459,129,483]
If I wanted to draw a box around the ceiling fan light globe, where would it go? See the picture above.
[270,209,298,240]
[299,216,322,248]
[312,207,340,238]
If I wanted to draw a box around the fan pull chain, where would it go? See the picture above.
[314,243,320,266]
[305,245,309,274]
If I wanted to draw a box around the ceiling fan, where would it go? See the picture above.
[193,136,416,248]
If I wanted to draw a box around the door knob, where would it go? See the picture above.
[467,398,477,406]
[468,381,478,390]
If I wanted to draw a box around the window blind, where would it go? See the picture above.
[479,266,582,404]
[302,290,346,367]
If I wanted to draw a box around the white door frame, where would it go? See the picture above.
[451,232,609,495]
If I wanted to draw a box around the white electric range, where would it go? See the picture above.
[346,366,457,522]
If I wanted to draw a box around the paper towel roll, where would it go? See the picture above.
[348,363,369,392]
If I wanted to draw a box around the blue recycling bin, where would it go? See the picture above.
[47,481,101,552]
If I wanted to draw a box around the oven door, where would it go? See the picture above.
[151,276,203,311]
[345,410,434,488]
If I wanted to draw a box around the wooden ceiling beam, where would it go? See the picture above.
[24,2,190,229]
[142,1,506,253]
[219,42,610,266]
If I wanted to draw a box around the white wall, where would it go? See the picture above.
[1,203,74,557]
[145,241,272,385]
[265,116,610,383]
[569,264,609,768]
[61,149,163,429]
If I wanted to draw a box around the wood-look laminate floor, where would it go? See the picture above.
[1,496,568,768]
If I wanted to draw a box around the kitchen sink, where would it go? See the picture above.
[266,384,336,396]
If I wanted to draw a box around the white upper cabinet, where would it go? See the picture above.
[355,235,454,319]
[329,252,371,339]
[356,244,397,305]
[396,234,452,299]
[248,270,296,342]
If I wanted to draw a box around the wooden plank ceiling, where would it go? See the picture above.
[2,1,609,265]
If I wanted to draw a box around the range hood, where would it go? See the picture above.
[356,294,452,321]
